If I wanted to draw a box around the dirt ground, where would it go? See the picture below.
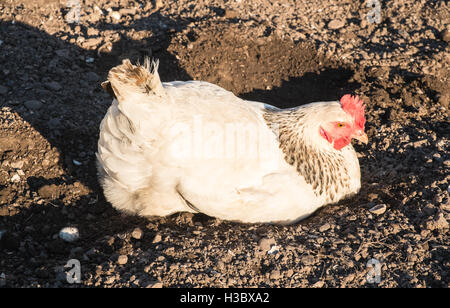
[0,0,448,288]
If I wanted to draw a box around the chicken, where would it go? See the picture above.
[97,58,368,224]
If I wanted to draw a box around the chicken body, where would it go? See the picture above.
[97,59,363,224]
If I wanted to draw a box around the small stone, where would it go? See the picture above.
[0,85,8,95]
[83,37,102,48]
[131,228,143,240]
[319,223,331,232]
[155,0,163,9]
[422,204,436,216]
[152,233,162,243]
[48,118,61,128]
[328,19,345,30]
[45,81,62,91]
[0,230,5,241]
[109,11,121,21]
[224,9,238,19]
[117,255,128,265]
[369,204,387,215]
[55,49,70,58]
[59,227,79,242]
[258,237,276,252]
[104,276,116,284]
[87,28,99,36]
[119,8,137,16]
[312,281,325,288]
[157,255,165,262]
[10,173,20,183]
[429,213,449,230]
[86,72,100,82]
[24,100,42,110]
[146,281,163,288]
[301,255,316,266]
[267,245,279,255]
[10,160,24,169]
[38,184,60,199]
[440,29,450,42]
[269,269,281,280]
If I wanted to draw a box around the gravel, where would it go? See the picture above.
[59,227,80,242]
[369,204,388,216]
[117,255,128,265]
[258,237,277,252]
[24,100,43,111]
[0,86,8,95]
[131,228,143,240]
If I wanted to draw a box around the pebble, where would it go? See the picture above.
[38,184,60,199]
[328,19,345,30]
[86,72,100,82]
[59,227,80,242]
[109,11,121,21]
[83,37,103,48]
[87,28,99,36]
[104,276,116,284]
[369,204,387,215]
[301,255,316,266]
[117,255,128,265]
[10,160,24,169]
[45,81,62,91]
[152,233,162,243]
[269,269,281,279]
[48,118,61,129]
[258,237,276,252]
[119,8,137,16]
[131,228,143,240]
[224,9,238,19]
[0,230,5,241]
[146,281,163,288]
[267,245,279,255]
[24,100,43,111]
[0,85,8,95]
[319,223,331,232]
[312,281,325,288]
[428,213,449,230]
[10,173,20,183]
[440,29,450,42]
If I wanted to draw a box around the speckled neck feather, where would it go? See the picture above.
[263,108,351,200]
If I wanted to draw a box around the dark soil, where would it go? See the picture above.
[0,0,448,288]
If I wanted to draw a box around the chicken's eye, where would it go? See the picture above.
[337,123,345,128]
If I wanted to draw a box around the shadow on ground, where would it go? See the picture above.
[0,8,447,287]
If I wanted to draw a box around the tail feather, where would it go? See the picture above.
[101,58,165,102]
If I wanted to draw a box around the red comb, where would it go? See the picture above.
[340,94,365,130]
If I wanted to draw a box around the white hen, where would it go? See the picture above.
[97,58,368,224]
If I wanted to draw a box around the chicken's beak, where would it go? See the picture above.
[354,132,369,144]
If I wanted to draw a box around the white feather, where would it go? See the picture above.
[97,60,362,224]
